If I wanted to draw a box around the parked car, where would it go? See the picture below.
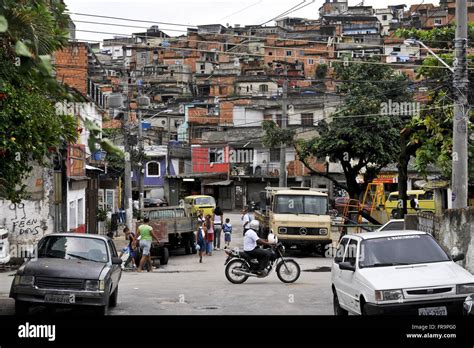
[332,230,474,315]
[10,233,122,315]
[144,197,168,208]
[183,195,216,217]
[0,226,10,265]
[385,190,435,218]
[375,219,405,232]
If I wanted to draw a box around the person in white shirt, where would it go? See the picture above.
[243,220,274,275]
[213,206,224,250]
[241,206,252,236]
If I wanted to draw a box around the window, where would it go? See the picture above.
[200,64,205,70]
[77,198,84,226]
[434,19,442,25]
[270,148,280,162]
[286,50,292,56]
[334,238,349,263]
[269,51,273,56]
[419,191,434,200]
[299,50,305,56]
[301,113,314,126]
[345,239,358,266]
[307,58,314,65]
[209,148,224,164]
[259,84,268,93]
[147,161,161,177]
[382,15,388,20]
[274,195,328,215]
[393,47,401,52]
[105,190,115,212]
[359,235,450,268]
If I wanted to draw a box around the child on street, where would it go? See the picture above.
[223,218,232,248]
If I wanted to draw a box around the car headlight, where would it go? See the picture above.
[456,283,474,295]
[375,289,404,301]
[85,280,100,291]
[278,227,287,234]
[15,275,34,286]
[319,228,328,235]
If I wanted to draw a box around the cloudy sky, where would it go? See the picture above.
[65,0,440,43]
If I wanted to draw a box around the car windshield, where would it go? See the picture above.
[275,195,328,215]
[359,234,450,268]
[38,236,109,263]
[194,197,215,205]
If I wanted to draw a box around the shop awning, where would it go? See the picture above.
[204,180,233,186]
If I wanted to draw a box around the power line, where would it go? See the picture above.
[259,0,309,26]
[69,11,460,48]
[68,12,196,28]
[219,0,264,21]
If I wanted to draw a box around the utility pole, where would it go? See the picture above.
[452,0,469,209]
[279,64,288,188]
[138,107,144,216]
[137,93,150,217]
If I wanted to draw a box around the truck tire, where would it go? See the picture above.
[160,247,169,265]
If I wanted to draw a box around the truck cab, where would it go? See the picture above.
[255,187,332,256]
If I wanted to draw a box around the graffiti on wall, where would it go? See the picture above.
[4,202,47,238]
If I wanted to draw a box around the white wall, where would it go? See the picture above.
[0,168,54,257]
[233,106,264,127]
[67,186,86,231]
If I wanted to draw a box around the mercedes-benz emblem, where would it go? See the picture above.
[299,227,308,235]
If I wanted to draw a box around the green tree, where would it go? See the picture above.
[397,25,474,181]
[0,0,77,202]
[264,59,413,200]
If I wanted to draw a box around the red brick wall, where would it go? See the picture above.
[54,43,88,95]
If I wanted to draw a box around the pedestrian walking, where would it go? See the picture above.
[213,206,224,250]
[204,214,214,256]
[223,218,232,248]
[241,206,252,236]
[136,218,160,272]
[196,224,206,263]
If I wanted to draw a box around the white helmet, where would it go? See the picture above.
[249,220,260,231]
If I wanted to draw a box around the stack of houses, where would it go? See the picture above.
[2,0,471,252]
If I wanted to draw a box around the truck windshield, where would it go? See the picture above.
[275,195,328,215]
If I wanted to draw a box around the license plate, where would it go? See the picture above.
[418,306,447,316]
[45,294,75,304]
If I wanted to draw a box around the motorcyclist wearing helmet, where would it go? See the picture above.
[243,220,274,276]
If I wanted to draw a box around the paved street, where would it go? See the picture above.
[0,213,334,315]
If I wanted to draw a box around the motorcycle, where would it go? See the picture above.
[224,242,301,284]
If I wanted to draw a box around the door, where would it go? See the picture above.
[235,184,244,209]
[333,237,349,307]
[339,239,360,313]
[107,240,121,287]
[219,186,232,210]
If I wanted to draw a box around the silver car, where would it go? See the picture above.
[10,233,122,315]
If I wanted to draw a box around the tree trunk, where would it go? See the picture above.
[397,132,409,218]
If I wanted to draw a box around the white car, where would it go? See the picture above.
[0,227,10,265]
[331,230,474,315]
